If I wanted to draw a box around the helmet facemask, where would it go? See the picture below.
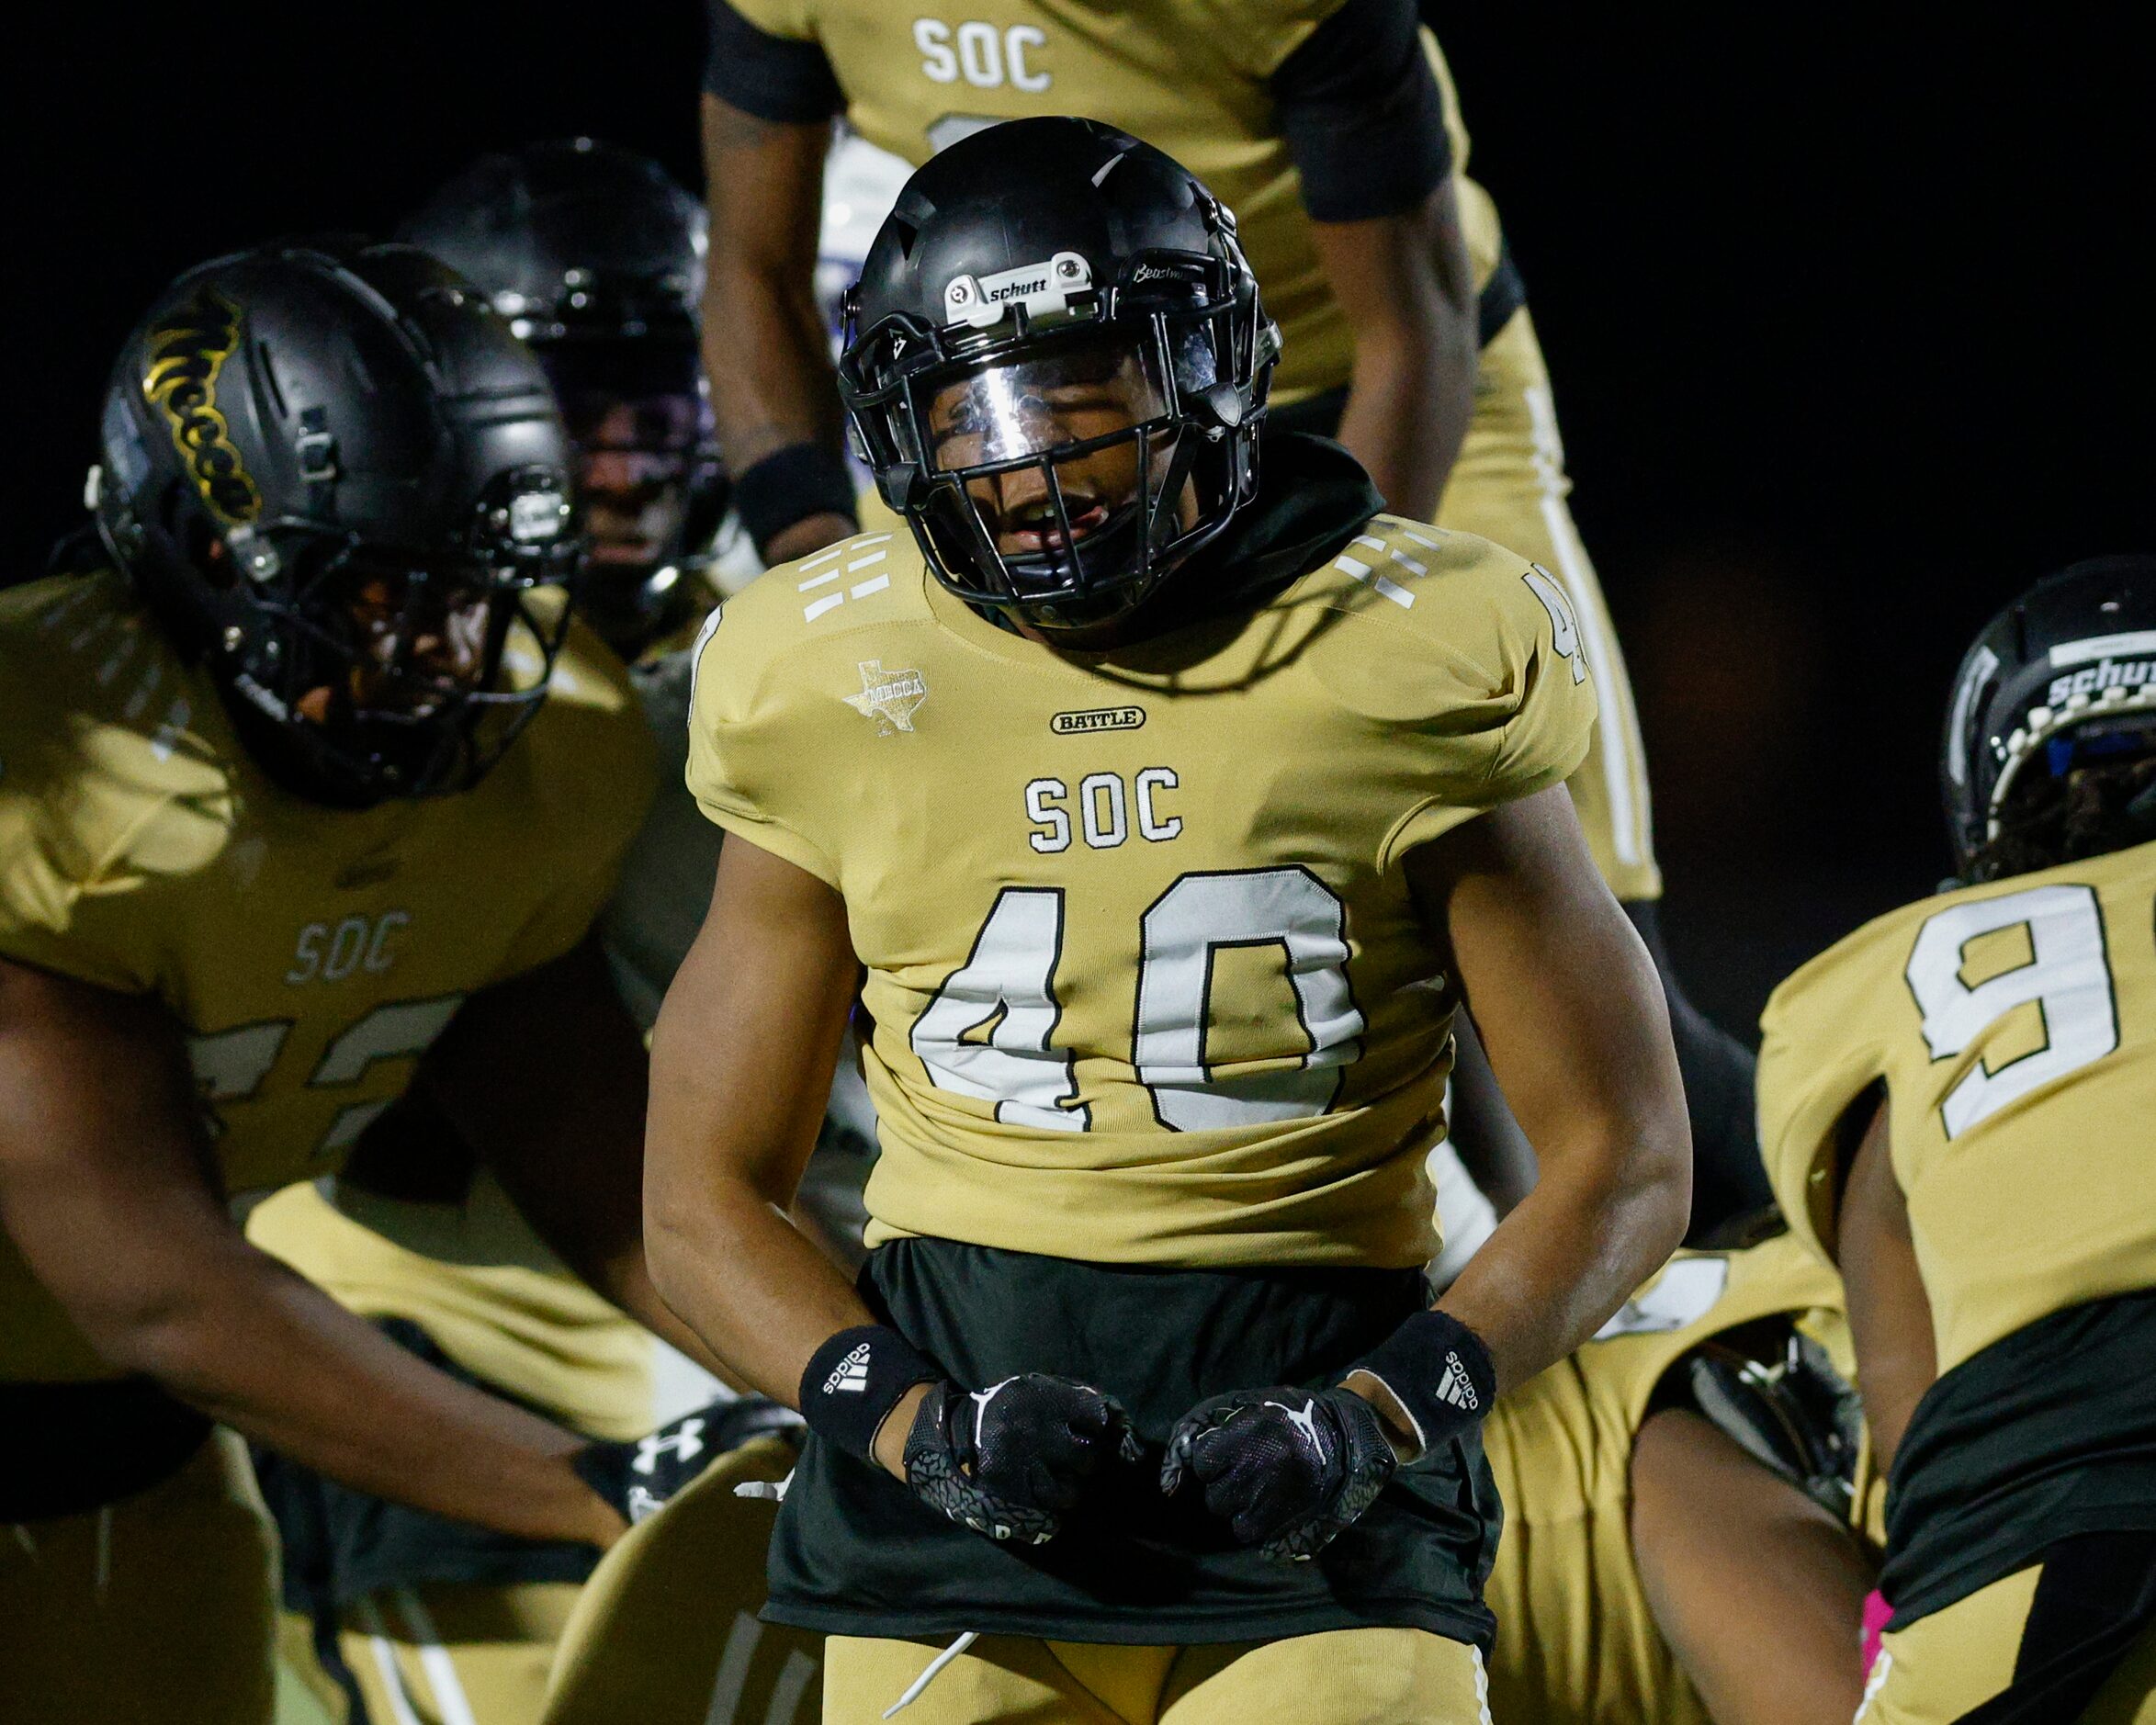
[105,457,578,806]
[538,340,727,660]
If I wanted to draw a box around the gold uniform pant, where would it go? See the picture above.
[277,1581,584,1725]
[1860,1562,2156,1723]
[824,1629,1491,1725]
[1434,306,1659,904]
[0,1428,278,1725]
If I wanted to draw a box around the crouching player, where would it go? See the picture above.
[1759,557,2156,1720]
[646,118,1690,1723]
[1482,1225,1876,1723]
[0,242,703,1722]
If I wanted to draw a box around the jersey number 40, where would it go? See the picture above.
[911,867,1365,1133]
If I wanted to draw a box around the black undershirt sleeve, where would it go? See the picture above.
[704,0,845,124]
[1270,0,1452,224]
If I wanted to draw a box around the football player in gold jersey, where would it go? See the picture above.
[0,243,723,1723]
[645,120,1690,1724]
[1484,1226,1876,1723]
[248,151,826,1725]
[1758,557,2156,1722]
[696,0,1772,1241]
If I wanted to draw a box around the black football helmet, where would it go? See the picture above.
[93,241,579,806]
[839,117,1278,634]
[401,139,726,657]
[1942,555,2156,875]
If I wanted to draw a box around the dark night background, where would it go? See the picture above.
[10,7,2152,1037]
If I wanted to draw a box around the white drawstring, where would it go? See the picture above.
[883,1631,978,1719]
[10,1524,36,1561]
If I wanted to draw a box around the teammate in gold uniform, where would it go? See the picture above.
[0,243,688,1723]
[645,121,1690,1724]
[236,153,743,1725]
[1758,558,2156,1722]
[697,0,1772,1239]
[1484,1228,1875,1724]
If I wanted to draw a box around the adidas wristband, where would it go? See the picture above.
[798,1324,941,1465]
[735,442,858,560]
[1344,1309,1497,1464]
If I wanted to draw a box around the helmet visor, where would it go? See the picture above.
[920,327,1170,473]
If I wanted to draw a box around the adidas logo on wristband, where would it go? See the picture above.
[1434,1351,1481,1412]
[822,1342,873,1395]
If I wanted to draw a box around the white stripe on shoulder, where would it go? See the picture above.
[1331,553,1414,609]
[685,603,726,717]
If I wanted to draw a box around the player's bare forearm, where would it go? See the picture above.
[699,93,846,478]
[419,941,739,1383]
[0,958,620,1548]
[645,835,868,1404]
[1834,1098,1936,1472]
[1312,180,1477,519]
[1402,788,1691,1392]
[123,1242,619,1546]
[1631,1409,1871,1723]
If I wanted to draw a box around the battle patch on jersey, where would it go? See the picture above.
[141,288,262,525]
[1050,705,1145,735]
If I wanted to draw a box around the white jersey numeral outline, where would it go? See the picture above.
[187,994,467,1157]
[910,867,1365,1132]
[1904,882,2118,1138]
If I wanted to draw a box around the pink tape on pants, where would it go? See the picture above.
[1862,1588,1894,1677]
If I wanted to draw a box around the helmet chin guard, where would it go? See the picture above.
[839,118,1277,635]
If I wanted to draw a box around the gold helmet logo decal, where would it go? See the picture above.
[141,288,263,525]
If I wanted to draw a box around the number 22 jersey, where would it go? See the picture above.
[686,494,1597,1272]
[0,569,655,1385]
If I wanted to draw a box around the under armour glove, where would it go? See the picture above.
[571,1396,785,1527]
[1160,1385,1397,1560]
[902,1375,1142,1545]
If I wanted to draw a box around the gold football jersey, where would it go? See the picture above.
[0,569,656,1382]
[727,0,1496,406]
[1481,1234,1854,1724]
[250,601,731,1441]
[246,1177,659,1440]
[686,521,1597,1268]
[1758,840,2156,1375]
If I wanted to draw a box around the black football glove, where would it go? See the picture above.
[572,1395,799,1527]
[1160,1384,1397,1561]
[902,1374,1142,1545]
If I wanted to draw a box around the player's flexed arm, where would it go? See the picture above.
[1164,785,1691,1555]
[0,958,624,1550]
[1404,784,1693,1389]
[648,837,1139,1541]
